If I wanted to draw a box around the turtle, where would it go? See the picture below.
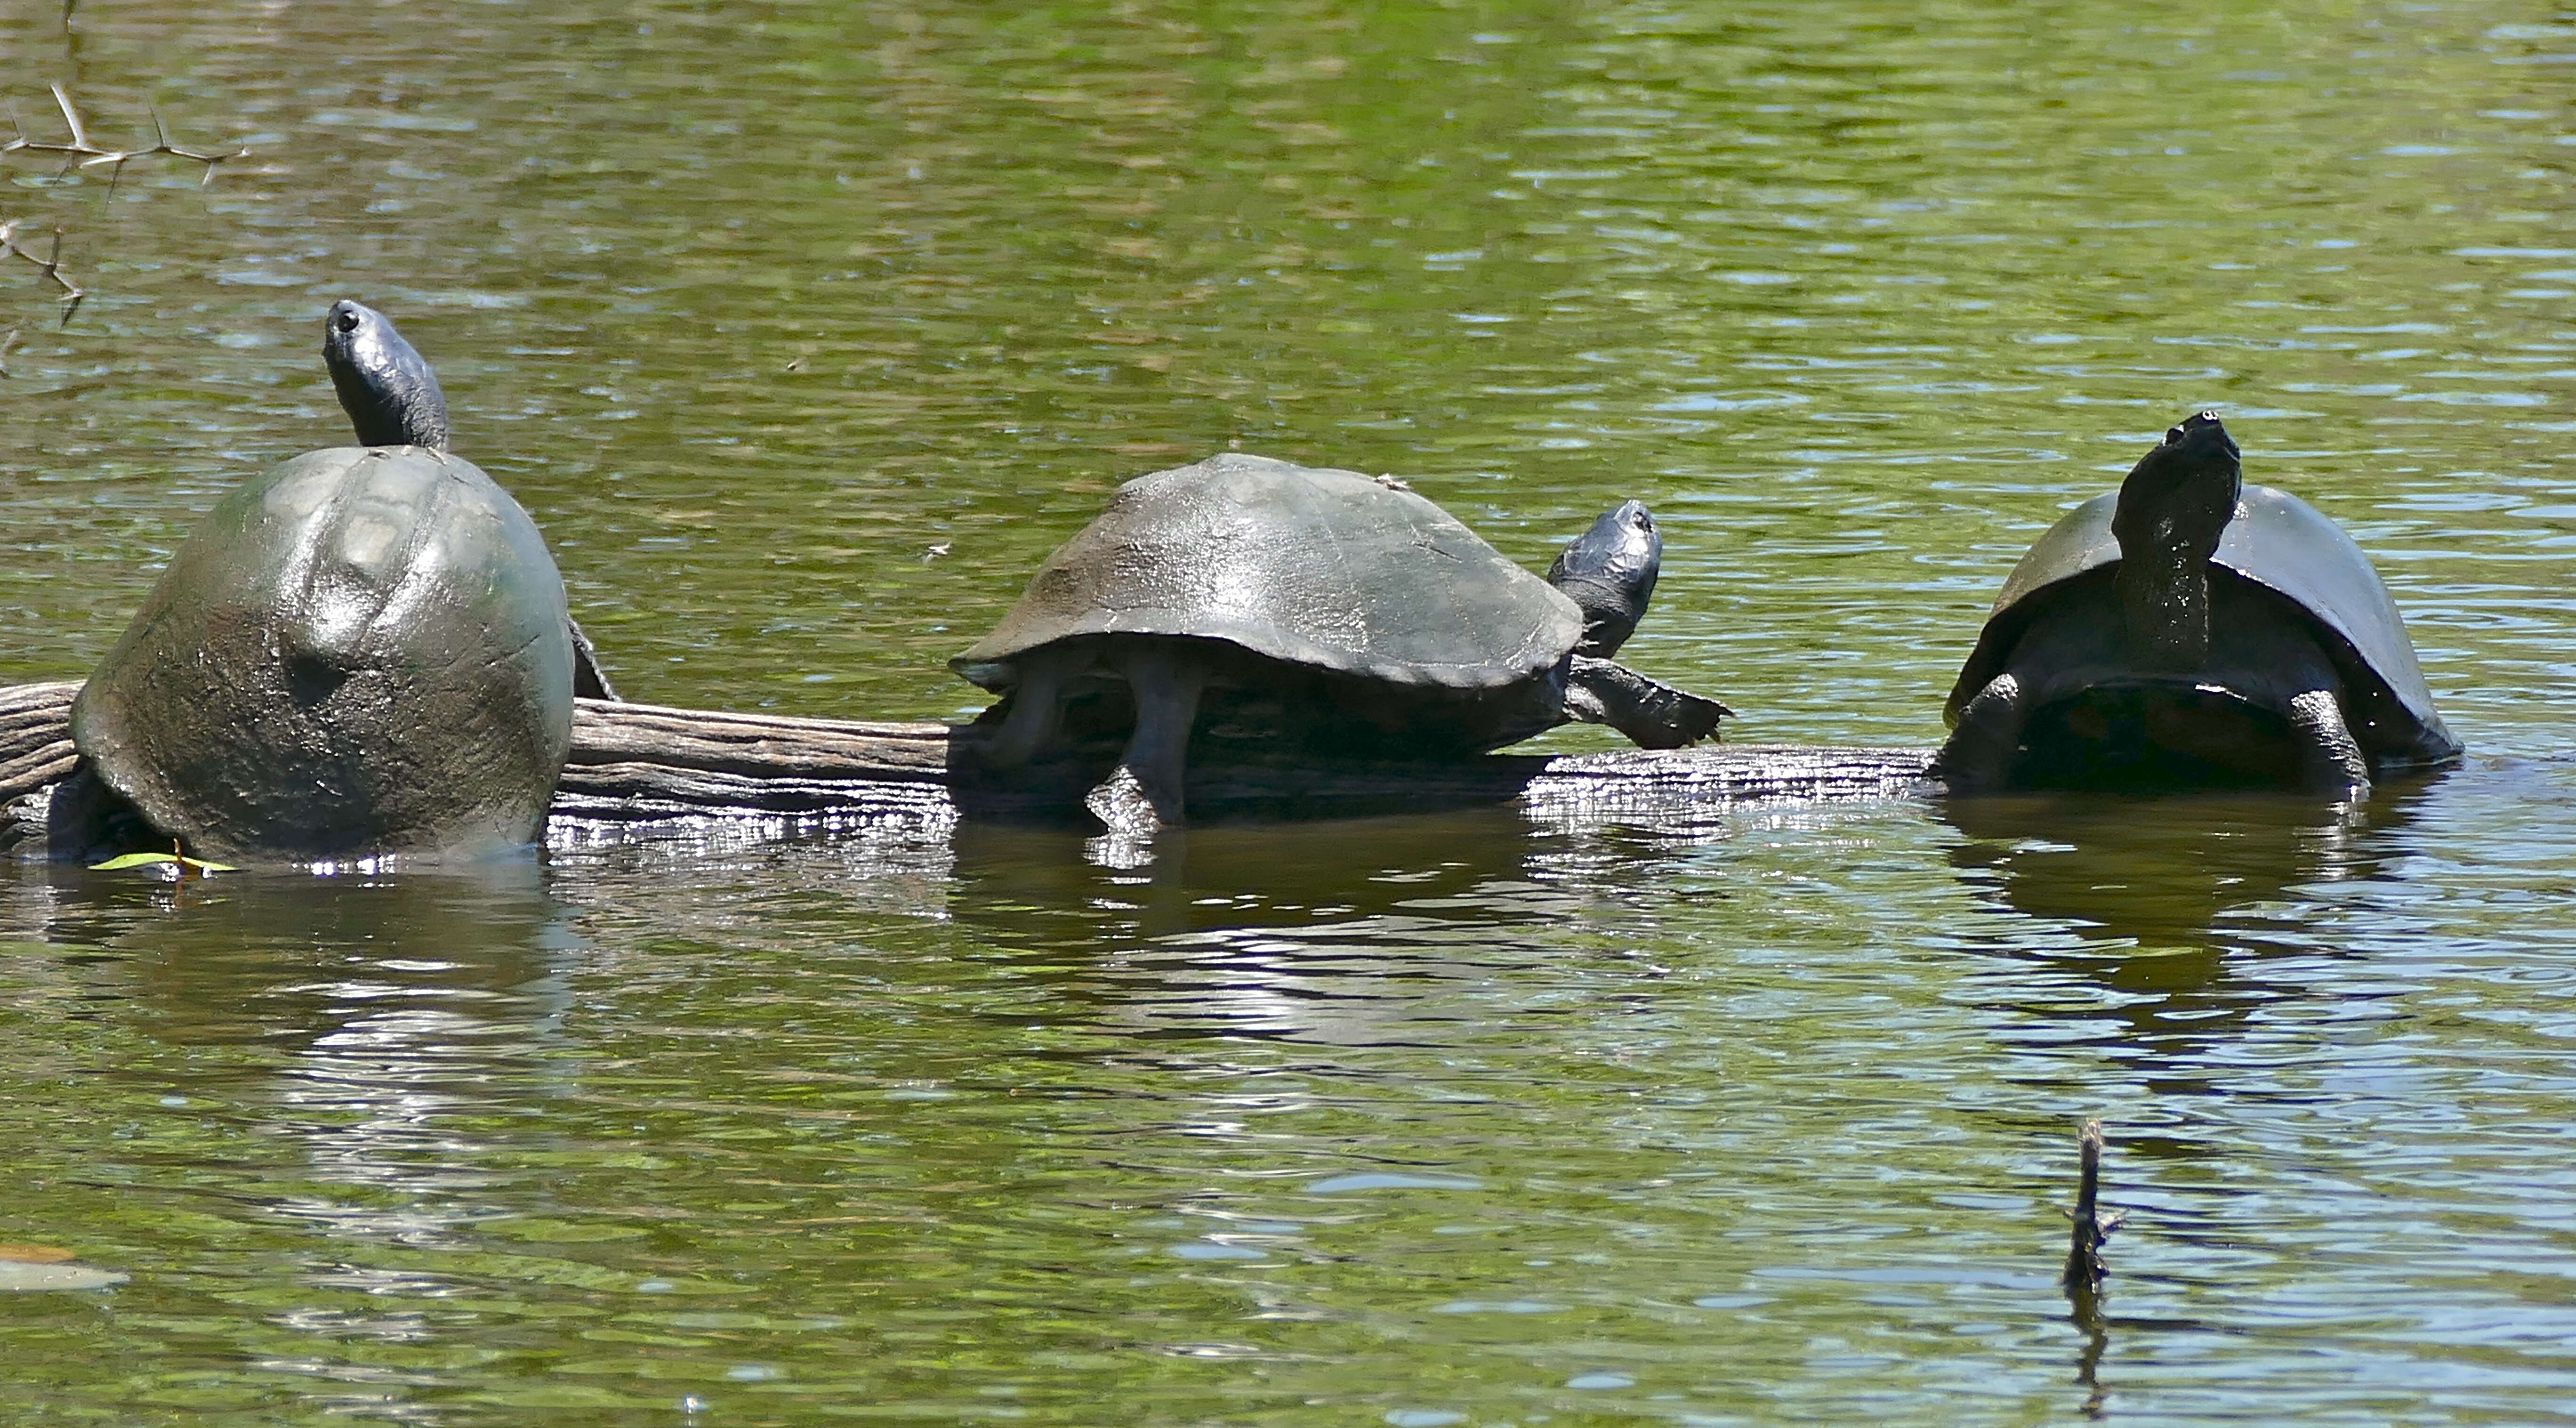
[952,452,1733,833]
[61,303,590,863]
[1933,411,2461,798]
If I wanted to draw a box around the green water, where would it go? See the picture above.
[4,0,2576,1421]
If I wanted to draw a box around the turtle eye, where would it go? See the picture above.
[334,309,361,333]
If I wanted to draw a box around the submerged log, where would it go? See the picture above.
[0,679,1938,848]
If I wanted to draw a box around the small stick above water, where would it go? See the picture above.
[2063,1118,2125,1290]
[2061,1119,2125,1414]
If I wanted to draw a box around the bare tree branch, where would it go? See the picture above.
[0,89,246,318]
[1,85,247,189]
[0,220,84,320]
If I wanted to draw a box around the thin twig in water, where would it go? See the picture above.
[0,88,243,318]
[0,221,83,320]
[2062,1118,2125,1289]
[2,85,246,190]
[2060,1118,2124,1417]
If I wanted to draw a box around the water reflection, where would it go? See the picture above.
[25,866,575,1256]
[548,801,960,922]
[32,863,566,1041]
[954,807,1553,938]
[1938,785,2431,1069]
[949,809,1611,1046]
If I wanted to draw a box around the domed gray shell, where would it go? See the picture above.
[954,453,1585,693]
[1946,484,2455,751]
[70,447,576,863]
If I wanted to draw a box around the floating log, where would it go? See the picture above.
[0,678,1939,851]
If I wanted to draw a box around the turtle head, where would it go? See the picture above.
[323,299,451,452]
[2110,411,2242,670]
[1546,499,1662,658]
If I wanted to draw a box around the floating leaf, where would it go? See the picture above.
[87,851,235,874]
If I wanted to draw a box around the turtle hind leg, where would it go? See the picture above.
[979,644,1095,769]
[1933,671,2028,794]
[1085,644,1207,835]
[1562,655,1731,750]
[2286,688,2370,800]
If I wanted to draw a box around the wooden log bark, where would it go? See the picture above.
[0,682,80,807]
[557,698,1938,824]
[1,680,1939,848]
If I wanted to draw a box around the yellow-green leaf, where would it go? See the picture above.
[89,853,179,871]
[87,852,236,874]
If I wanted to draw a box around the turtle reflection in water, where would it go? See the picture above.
[953,453,1733,832]
[62,302,600,865]
[1934,412,2461,798]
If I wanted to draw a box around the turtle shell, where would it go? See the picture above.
[70,446,576,863]
[954,453,1585,693]
[1945,484,2456,758]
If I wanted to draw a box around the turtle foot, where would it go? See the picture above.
[2288,688,2370,801]
[1931,672,2028,795]
[1083,766,1175,839]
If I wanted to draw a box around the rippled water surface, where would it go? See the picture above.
[4,1,2575,1422]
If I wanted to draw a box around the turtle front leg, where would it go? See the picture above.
[1933,672,2029,794]
[2286,688,2370,800]
[1085,645,1206,835]
[1563,655,1731,748]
